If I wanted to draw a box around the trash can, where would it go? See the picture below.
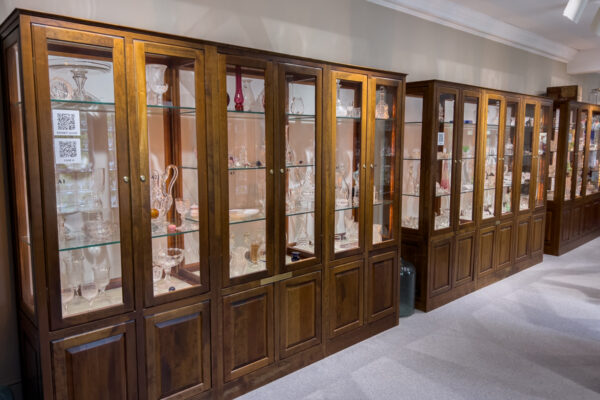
[399,258,416,317]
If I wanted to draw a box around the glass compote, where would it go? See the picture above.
[175,198,191,230]
[158,248,184,283]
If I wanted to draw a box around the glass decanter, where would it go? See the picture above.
[375,87,389,119]
[242,79,257,112]
[336,80,346,117]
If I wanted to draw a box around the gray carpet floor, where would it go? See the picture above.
[240,237,600,399]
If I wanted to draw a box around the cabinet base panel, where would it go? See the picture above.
[544,229,600,256]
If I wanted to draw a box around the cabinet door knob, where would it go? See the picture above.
[370,164,374,169]
[140,175,146,182]
[362,164,366,169]
[269,169,274,175]
[123,176,130,183]
[280,169,284,173]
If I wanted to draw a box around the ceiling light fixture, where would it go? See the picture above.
[563,0,589,23]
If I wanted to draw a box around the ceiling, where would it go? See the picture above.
[368,0,600,74]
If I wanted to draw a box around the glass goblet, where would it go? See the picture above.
[93,263,110,298]
[152,262,163,293]
[80,281,98,308]
[175,198,191,230]
[61,286,75,315]
[159,247,184,283]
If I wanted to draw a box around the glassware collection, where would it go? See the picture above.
[434,94,454,230]
[588,112,600,193]
[402,96,422,229]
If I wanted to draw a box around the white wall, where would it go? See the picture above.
[1,0,599,389]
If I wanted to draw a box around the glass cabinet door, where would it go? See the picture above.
[332,72,366,256]
[547,107,559,201]
[32,26,133,324]
[6,41,35,316]
[221,56,272,282]
[565,109,576,201]
[520,103,535,211]
[502,101,518,214]
[483,98,500,220]
[575,109,587,198]
[458,94,478,225]
[370,79,400,247]
[402,95,423,230]
[588,111,600,194]
[433,91,456,231]
[136,42,209,303]
[535,104,551,207]
[280,65,321,268]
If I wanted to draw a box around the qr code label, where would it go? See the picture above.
[52,109,80,136]
[54,138,81,164]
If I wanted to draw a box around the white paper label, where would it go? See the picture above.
[437,132,445,146]
[52,109,80,136]
[54,138,81,164]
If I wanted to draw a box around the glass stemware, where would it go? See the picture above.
[175,198,191,230]
[93,262,110,298]
[242,79,256,112]
[146,64,169,105]
[336,81,346,117]
[152,261,163,292]
[80,280,98,307]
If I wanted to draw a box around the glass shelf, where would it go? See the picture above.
[286,209,315,217]
[376,118,395,121]
[402,193,420,198]
[59,234,121,252]
[227,110,265,120]
[336,115,361,120]
[147,104,196,115]
[287,113,315,121]
[405,121,422,125]
[403,157,421,161]
[286,163,315,169]
[373,200,393,206]
[229,216,266,225]
[51,98,115,107]
[437,156,453,161]
[228,166,266,171]
[435,193,451,197]
[334,204,359,212]
[462,156,476,160]
[151,224,200,239]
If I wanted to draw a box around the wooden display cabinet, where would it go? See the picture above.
[402,80,551,311]
[543,95,600,255]
[0,9,404,399]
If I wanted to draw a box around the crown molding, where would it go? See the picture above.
[367,0,579,63]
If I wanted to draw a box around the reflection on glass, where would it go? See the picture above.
[575,111,587,198]
[520,104,535,210]
[402,95,422,230]
[547,108,559,201]
[483,99,499,219]
[372,85,397,244]
[434,93,454,230]
[334,79,361,252]
[47,41,124,317]
[459,97,477,223]
[502,102,517,213]
[7,44,35,314]
[587,112,600,194]
[285,73,316,263]
[226,64,267,276]
[145,53,202,296]
[565,110,576,200]
[536,106,550,207]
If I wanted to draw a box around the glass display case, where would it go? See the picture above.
[502,101,518,213]
[588,111,600,194]
[575,110,587,198]
[520,104,535,210]
[459,96,478,224]
[544,96,600,256]
[370,80,400,246]
[280,65,321,267]
[433,92,455,230]
[221,57,272,282]
[547,107,559,201]
[535,105,551,207]
[331,72,366,256]
[565,109,576,200]
[402,95,423,230]
[136,43,209,304]
[483,98,500,219]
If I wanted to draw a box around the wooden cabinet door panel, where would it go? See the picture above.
[531,215,544,256]
[454,232,475,286]
[51,321,137,400]
[561,208,571,241]
[583,203,593,233]
[367,252,397,323]
[329,261,364,337]
[545,210,553,245]
[516,217,531,262]
[571,206,582,239]
[223,286,274,382]
[430,238,452,296]
[279,271,322,358]
[478,227,495,277]
[496,222,513,270]
[145,302,211,399]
